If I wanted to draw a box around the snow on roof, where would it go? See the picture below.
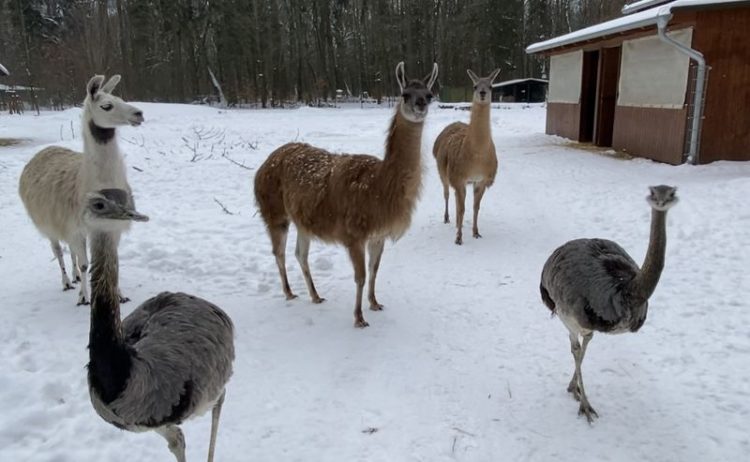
[0,63,9,77]
[526,0,748,54]
[492,78,548,89]
[622,0,673,14]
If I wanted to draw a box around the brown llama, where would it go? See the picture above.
[433,69,500,245]
[254,61,438,328]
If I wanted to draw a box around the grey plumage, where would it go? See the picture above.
[539,185,678,423]
[83,190,235,462]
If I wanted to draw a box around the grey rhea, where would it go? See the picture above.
[83,189,235,462]
[539,185,678,423]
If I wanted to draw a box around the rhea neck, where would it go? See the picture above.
[82,113,128,189]
[383,107,424,172]
[88,230,130,403]
[632,208,668,299]
[467,101,492,149]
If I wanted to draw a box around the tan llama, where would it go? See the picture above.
[254,61,438,328]
[433,69,500,245]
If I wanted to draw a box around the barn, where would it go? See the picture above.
[526,0,750,164]
[492,78,548,103]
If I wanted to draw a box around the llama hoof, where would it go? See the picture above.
[311,296,326,304]
[455,237,463,245]
[285,293,298,301]
[76,297,90,306]
[74,275,82,283]
[63,283,75,291]
[369,303,384,311]
[119,296,131,304]
[443,216,450,224]
[578,402,599,423]
[354,319,370,328]
[473,232,482,239]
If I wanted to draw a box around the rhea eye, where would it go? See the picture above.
[101,103,113,111]
[93,201,105,210]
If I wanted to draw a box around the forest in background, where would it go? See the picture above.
[1,0,627,107]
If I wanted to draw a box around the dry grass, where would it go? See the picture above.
[0,138,26,147]
[563,141,633,160]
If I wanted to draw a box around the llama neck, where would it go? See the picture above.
[632,209,668,299]
[467,102,492,149]
[82,116,128,190]
[88,231,130,403]
[383,108,424,172]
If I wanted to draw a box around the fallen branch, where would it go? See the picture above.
[132,166,144,172]
[222,152,254,170]
[213,198,235,215]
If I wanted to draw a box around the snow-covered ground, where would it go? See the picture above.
[1,102,748,461]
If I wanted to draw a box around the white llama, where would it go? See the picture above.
[18,75,143,305]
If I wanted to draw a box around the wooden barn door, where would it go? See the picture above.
[594,46,621,147]
[579,50,599,143]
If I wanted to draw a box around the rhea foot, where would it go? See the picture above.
[567,377,581,401]
[578,401,599,424]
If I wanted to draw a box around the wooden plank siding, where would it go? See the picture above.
[612,106,688,164]
[546,103,581,140]
[692,7,750,163]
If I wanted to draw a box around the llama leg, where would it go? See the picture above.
[295,231,324,303]
[346,242,368,328]
[69,237,89,306]
[110,233,130,303]
[442,179,450,224]
[367,239,385,311]
[270,223,296,300]
[472,184,487,239]
[156,425,186,462]
[69,246,81,283]
[573,332,597,423]
[50,240,74,291]
[454,185,467,245]
[207,391,226,462]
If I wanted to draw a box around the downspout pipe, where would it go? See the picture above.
[656,12,707,165]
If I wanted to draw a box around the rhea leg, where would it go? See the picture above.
[367,239,385,311]
[50,240,74,291]
[568,332,597,423]
[207,391,226,462]
[269,223,296,300]
[295,231,324,303]
[472,183,487,239]
[346,242,368,328]
[156,425,186,462]
[454,184,467,245]
[69,236,89,306]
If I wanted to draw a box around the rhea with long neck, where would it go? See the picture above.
[630,189,675,301]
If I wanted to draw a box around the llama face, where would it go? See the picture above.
[467,69,501,105]
[85,75,144,129]
[84,189,149,233]
[395,62,438,123]
[646,185,679,211]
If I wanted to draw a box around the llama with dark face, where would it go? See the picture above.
[18,74,144,305]
[254,61,439,328]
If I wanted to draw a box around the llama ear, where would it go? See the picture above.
[101,75,121,94]
[424,63,438,90]
[87,75,105,99]
[489,68,501,83]
[467,69,480,84]
[395,61,407,93]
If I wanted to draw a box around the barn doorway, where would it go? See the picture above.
[594,46,621,147]
[579,50,599,143]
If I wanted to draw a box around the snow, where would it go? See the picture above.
[492,78,548,89]
[526,0,747,54]
[1,102,749,461]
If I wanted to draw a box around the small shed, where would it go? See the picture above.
[526,0,750,164]
[492,78,548,103]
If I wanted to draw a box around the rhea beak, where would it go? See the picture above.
[127,209,149,222]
